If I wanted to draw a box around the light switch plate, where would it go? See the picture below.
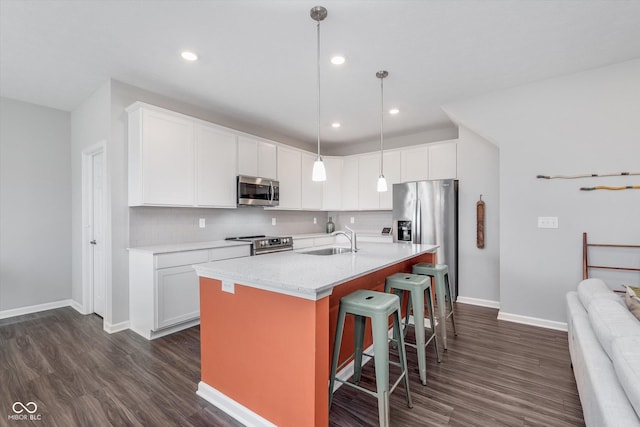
[537,216,559,229]
[350,217,355,224]
[199,218,206,228]
[272,217,277,226]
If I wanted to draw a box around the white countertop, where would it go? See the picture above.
[194,242,438,300]
[127,239,250,254]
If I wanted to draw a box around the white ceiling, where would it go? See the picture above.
[2,0,640,150]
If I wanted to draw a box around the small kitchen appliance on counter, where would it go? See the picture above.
[225,235,293,256]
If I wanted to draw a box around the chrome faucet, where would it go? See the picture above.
[333,227,358,252]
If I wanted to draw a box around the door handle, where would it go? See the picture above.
[90,240,97,245]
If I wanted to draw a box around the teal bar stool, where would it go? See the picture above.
[329,289,412,427]
[384,272,441,385]
[412,263,458,350]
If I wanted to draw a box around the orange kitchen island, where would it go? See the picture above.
[193,242,437,427]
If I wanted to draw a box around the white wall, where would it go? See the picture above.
[456,126,500,307]
[0,98,71,312]
[443,59,640,326]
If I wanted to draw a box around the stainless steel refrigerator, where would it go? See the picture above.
[392,179,459,298]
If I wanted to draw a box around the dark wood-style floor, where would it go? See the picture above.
[0,303,584,427]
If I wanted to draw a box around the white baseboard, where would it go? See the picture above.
[69,299,87,314]
[456,296,500,309]
[497,311,567,332]
[0,299,73,320]
[197,381,276,427]
[104,320,131,334]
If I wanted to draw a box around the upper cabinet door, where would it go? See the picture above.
[341,156,359,210]
[237,137,277,180]
[195,124,237,207]
[137,109,195,206]
[428,141,457,179]
[323,157,343,211]
[300,152,324,210]
[379,150,401,210]
[400,145,429,183]
[358,153,381,210]
[276,145,301,209]
[257,141,277,179]
[237,136,259,177]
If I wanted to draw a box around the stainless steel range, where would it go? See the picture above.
[225,235,293,256]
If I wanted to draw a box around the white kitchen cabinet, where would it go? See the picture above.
[196,124,237,207]
[301,152,323,210]
[400,144,429,182]
[237,136,277,179]
[322,157,343,210]
[276,145,302,209]
[341,156,359,210]
[129,244,250,340]
[128,106,195,206]
[428,140,457,179]
[379,150,401,210]
[156,264,200,329]
[358,153,381,210]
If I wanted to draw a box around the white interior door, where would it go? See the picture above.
[89,150,106,317]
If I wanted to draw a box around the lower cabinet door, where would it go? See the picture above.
[155,265,200,330]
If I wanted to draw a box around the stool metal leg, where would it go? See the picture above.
[371,313,391,427]
[393,309,413,409]
[408,285,427,385]
[353,314,366,385]
[425,288,441,363]
[433,274,449,350]
[329,308,346,408]
[444,273,458,336]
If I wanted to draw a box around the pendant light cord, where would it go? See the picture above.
[316,19,321,161]
[379,74,384,175]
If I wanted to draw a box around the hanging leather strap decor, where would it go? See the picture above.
[477,195,485,249]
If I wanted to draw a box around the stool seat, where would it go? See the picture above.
[412,263,447,274]
[385,272,440,386]
[341,290,402,316]
[329,289,412,426]
[412,263,458,350]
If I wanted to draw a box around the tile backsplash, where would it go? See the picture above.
[129,207,393,247]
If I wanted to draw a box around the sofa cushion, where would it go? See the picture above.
[611,336,640,419]
[578,278,624,310]
[625,286,640,321]
[589,298,640,360]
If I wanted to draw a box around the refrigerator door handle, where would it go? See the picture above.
[415,198,421,244]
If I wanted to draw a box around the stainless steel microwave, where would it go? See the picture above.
[237,175,279,207]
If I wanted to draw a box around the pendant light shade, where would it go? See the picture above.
[312,158,327,181]
[376,70,388,192]
[311,6,327,182]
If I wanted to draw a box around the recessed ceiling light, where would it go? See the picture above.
[389,108,400,115]
[330,55,345,65]
[331,122,341,128]
[181,51,198,61]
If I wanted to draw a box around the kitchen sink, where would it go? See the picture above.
[299,247,352,256]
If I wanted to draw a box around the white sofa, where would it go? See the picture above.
[566,278,640,426]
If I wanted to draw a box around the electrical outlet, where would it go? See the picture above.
[350,217,355,224]
[199,218,206,228]
[272,217,277,226]
[537,216,558,229]
[313,217,317,224]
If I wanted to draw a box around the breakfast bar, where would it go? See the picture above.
[194,242,437,427]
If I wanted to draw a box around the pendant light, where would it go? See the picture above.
[311,6,327,182]
[376,70,388,192]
